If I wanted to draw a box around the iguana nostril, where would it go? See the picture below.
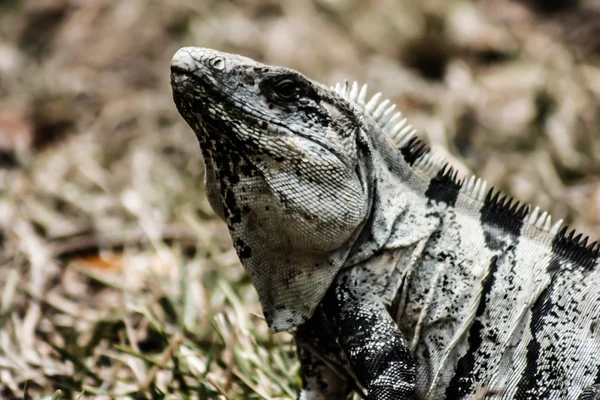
[210,57,225,71]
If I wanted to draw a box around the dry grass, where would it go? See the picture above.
[0,0,599,398]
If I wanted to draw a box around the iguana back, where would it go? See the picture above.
[325,82,600,399]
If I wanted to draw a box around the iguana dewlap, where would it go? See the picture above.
[170,47,600,400]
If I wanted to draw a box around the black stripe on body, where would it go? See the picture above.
[444,188,530,398]
[400,137,430,166]
[513,227,600,398]
[425,165,462,207]
[445,256,501,400]
[480,189,529,237]
[514,258,562,399]
[552,226,600,272]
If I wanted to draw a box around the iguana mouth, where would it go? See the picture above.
[169,65,199,91]
[170,66,217,100]
[169,64,190,76]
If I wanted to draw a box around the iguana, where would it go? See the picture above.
[169,47,600,400]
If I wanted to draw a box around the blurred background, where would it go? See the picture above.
[0,0,599,398]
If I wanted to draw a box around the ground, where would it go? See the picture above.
[0,0,599,399]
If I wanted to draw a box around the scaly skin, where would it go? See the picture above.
[170,47,600,399]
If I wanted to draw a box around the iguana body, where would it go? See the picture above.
[170,47,600,400]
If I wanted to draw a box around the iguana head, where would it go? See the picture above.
[170,47,370,331]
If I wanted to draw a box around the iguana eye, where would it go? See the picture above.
[273,79,298,99]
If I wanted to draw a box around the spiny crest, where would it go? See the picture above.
[401,137,430,166]
[553,226,600,270]
[417,152,445,177]
[461,175,488,202]
[527,206,563,235]
[483,189,530,220]
[438,164,462,186]
[332,81,593,243]
[424,163,464,206]
[480,188,531,237]
[333,81,417,149]
[334,80,480,201]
